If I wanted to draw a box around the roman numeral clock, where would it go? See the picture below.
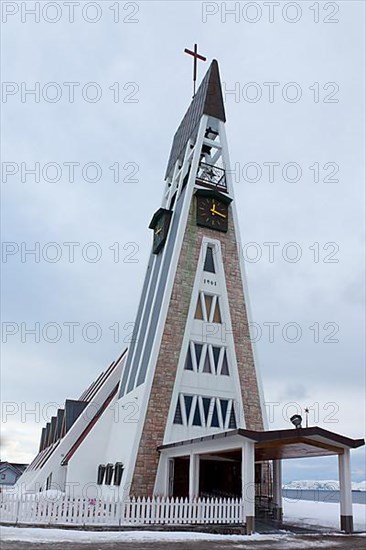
[195,189,232,232]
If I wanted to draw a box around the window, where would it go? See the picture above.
[202,398,211,423]
[204,246,215,273]
[194,292,222,323]
[184,341,230,376]
[220,399,229,423]
[97,464,106,485]
[192,401,202,426]
[105,463,114,485]
[45,473,53,491]
[195,297,204,320]
[184,395,193,421]
[221,350,229,376]
[174,400,183,424]
[194,343,203,365]
[185,350,194,371]
[114,462,124,486]
[212,300,221,323]
[173,394,237,429]
[228,406,237,429]
[212,346,220,374]
[211,401,220,427]
[202,351,211,373]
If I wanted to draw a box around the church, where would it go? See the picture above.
[15,58,364,535]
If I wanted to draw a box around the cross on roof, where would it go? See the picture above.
[184,43,207,97]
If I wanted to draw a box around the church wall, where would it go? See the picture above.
[97,383,146,498]
[65,397,117,498]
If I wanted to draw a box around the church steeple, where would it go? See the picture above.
[112,58,266,495]
[165,60,226,180]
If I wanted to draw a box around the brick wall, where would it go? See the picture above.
[130,197,264,496]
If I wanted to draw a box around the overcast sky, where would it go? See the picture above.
[1,1,365,483]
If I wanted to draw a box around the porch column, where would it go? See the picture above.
[338,449,353,533]
[241,441,255,535]
[272,459,283,523]
[189,453,199,499]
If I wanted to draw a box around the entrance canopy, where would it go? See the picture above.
[158,427,364,459]
[158,427,364,534]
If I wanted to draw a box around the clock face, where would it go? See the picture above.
[149,208,172,254]
[196,195,229,232]
[153,218,165,252]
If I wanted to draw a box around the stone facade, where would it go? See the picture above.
[130,196,264,496]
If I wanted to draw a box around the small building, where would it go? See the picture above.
[0,462,28,487]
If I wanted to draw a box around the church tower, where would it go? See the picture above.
[107,59,266,496]
[16,59,266,500]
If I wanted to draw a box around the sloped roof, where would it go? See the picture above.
[0,462,28,476]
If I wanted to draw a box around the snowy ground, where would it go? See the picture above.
[283,499,366,532]
[0,500,365,548]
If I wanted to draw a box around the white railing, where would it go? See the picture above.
[0,494,244,526]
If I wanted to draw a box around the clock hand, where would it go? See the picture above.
[155,227,162,235]
[210,206,227,219]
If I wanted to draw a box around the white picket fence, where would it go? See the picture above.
[0,494,245,526]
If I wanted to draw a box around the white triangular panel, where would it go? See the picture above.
[164,238,246,445]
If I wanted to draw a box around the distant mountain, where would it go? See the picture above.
[283,480,366,491]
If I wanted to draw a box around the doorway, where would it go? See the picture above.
[171,457,189,498]
[199,453,241,498]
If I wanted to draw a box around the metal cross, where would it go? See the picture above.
[184,43,207,97]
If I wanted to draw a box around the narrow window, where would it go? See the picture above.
[184,395,193,421]
[202,397,211,424]
[213,299,222,323]
[211,401,220,428]
[204,246,215,273]
[229,406,237,429]
[174,399,183,424]
[192,401,202,426]
[114,462,124,486]
[105,464,114,485]
[194,343,203,367]
[202,349,211,373]
[220,399,229,425]
[220,350,229,376]
[204,294,213,319]
[97,464,106,485]
[184,347,193,371]
[195,295,204,320]
[212,346,221,374]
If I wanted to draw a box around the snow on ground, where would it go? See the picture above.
[0,528,284,544]
[283,480,366,491]
[0,500,365,543]
[283,499,366,532]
